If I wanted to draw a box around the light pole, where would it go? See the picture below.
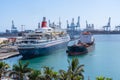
[21,25,25,36]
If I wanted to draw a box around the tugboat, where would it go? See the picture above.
[66,31,94,56]
[17,17,70,59]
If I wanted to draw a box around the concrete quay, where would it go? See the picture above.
[0,46,20,60]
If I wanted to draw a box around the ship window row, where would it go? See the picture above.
[19,41,40,44]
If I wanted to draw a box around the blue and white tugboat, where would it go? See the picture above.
[17,17,70,59]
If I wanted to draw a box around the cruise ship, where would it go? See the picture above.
[17,17,70,59]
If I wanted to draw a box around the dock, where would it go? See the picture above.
[0,45,20,60]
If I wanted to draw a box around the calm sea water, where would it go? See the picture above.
[3,34,120,80]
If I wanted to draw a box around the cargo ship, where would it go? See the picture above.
[66,31,94,56]
[17,17,70,59]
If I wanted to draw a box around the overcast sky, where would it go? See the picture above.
[0,0,120,32]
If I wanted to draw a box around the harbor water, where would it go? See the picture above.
[3,34,120,80]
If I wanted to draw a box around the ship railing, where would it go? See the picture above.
[17,35,69,46]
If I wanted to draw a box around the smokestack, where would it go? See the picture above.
[41,17,47,28]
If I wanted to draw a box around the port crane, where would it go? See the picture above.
[103,17,111,31]
[115,25,120,31]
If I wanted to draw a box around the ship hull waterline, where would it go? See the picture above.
[66,43,95,56]
[18,42,68,59]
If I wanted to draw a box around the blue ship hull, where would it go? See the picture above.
[18,42,68,59]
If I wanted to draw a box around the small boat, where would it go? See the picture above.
[66,31,95,56]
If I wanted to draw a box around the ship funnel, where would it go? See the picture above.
[41,17,47,28]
